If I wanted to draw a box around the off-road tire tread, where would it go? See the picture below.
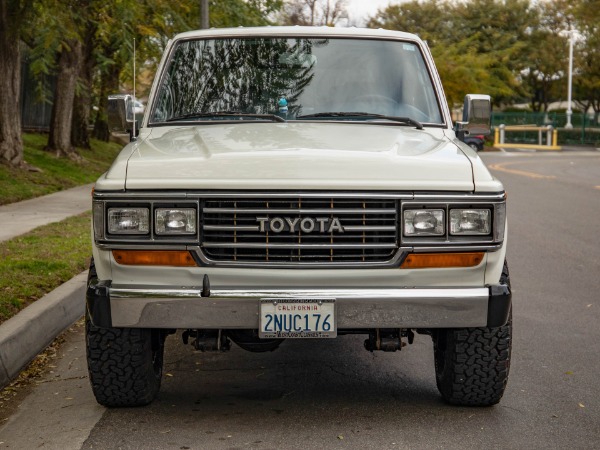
[85,260,163,407]
[434,260,511,406]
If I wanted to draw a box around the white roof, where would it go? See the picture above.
[173,26,422,43]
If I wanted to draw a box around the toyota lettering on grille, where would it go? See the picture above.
[256,217,345,234]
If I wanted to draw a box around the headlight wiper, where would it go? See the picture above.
[296,112,423,130]
[166,111,286,123]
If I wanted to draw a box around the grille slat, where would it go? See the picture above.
[202,196,398,264]
[203,208,397,214]
[203,243,398,249]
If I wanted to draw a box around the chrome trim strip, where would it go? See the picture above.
[96,243,190,251]
[93,191,505,201]
[192,247,405,268]
[108,286,490,328]
[94,191,415,199]
[203,225,260,231]
[413,193,506,201]
[203,207,397,214]
[94,243,500,255]
[202,225,396,232]
[343,225,397,231]
[201,242,398,249]
[110,285,489,300]
[410,244,502,252]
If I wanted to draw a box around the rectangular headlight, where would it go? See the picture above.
[449,209,491,235]
[107,208,149,234]
[155,208,196,235]
[404,209,444,236]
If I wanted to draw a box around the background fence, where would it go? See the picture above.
[491,112,600,146]
[20,48,55,132]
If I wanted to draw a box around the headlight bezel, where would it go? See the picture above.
[94,201,199,242]
[401,199,504,245]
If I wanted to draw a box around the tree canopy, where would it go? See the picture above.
[1,0,599,167]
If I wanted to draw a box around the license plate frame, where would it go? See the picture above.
[259,298,336,339]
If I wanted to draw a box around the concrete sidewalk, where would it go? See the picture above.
[0,183,94,243]
[0,184,93,388]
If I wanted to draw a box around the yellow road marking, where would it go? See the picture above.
[488,162,557,179]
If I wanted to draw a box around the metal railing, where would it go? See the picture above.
[494,124,560,150]
[491,112,600,146]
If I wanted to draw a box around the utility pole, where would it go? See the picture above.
[565,30,574,129]
[200,0,209,29]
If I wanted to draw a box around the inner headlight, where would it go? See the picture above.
[404,209,444,236]
[107,208,149,234]
[450,209,491,235]
[155,208,196,235]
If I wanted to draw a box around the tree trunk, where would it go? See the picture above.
[93,62,120,142]
[0,2,24,167]
[71,26,96,149]
[47,39,83,160]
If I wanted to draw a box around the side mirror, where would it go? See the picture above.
[107,94,138,140]
[458,94,491,136]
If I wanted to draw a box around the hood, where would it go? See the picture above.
[118,123,474,191]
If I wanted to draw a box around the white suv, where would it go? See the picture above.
[87,26,511,407]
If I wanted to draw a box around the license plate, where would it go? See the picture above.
[259,298,336,338]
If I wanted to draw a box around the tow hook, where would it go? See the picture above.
[364,329,406,352]
[182,329,230,352]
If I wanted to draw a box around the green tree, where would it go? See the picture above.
[0,0,34,167]
[573,0,600,112]
[280,0,347,26]
[519,1,570,112]
[368,0,537,107]
[367,0,454,46]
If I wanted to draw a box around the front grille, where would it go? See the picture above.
[201,197,398,264]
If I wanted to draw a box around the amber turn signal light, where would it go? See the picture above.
[400,252,484,269]
[112,250,197,266]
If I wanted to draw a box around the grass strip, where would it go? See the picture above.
[0,133,122,205]
[0,213,91,324]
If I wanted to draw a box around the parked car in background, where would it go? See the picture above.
[462,134,485,151]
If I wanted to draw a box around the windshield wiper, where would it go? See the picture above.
[296,112,423,130]
[166,111,286,123]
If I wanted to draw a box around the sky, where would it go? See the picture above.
[343,0,397,25]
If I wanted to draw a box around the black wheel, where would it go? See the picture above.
[85,260,165,407]
[468,142,480,151]
[432,260,512,406]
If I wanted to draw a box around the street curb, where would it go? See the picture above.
[0,271,87,389]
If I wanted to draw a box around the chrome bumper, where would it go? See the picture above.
[87,282,511,329]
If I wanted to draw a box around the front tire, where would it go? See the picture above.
[432,261,512,406]
[86,318,165,407]
[85,260,165,407]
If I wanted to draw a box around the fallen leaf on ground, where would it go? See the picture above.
[579,403,585,408]
[338,435,344,440]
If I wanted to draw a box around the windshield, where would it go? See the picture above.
[150,37,443,125]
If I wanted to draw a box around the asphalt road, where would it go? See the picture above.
[1,150,599,449]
